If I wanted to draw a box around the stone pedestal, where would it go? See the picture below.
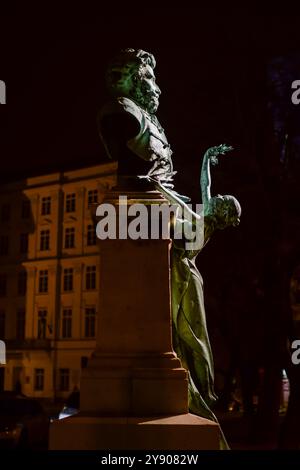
[49,415,219,450]
[49,189,220,450]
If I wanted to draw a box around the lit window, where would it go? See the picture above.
[65,193,76,213]
[86,266,96,290]
[37,309,47,339]
[40,229,50,251]
[62,309,72,339]
[65,227,75,248]
[63,268,73,292]
[38,270,48,293]
[87,189,98,208]
[85,307,96,337]
[41,196,51,215]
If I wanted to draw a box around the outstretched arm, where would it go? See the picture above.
[149,177,200,222]
[200,144,233,210]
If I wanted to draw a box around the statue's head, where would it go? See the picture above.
[106,48,161,114]
[208,194,241,229]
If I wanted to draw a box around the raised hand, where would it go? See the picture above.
[201,144,234,206]
[206,144,234,166]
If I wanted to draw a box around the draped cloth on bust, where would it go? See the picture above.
[99,97,174,183]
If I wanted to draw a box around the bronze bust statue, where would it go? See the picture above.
[98,48,176,190]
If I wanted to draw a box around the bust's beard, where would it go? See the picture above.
[145,97,159,114]
[131,88,159,114]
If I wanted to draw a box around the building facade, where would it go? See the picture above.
[0,162,117,399]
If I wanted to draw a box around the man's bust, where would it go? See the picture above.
[98,49,175,188]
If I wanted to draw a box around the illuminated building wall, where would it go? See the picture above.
[0,162,117,398]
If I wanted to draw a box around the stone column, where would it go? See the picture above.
[49,188,220,450]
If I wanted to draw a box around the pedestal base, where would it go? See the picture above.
[49,413,220,450]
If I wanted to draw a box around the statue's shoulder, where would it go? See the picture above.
[99,97,143,124]
[98,98,144,145]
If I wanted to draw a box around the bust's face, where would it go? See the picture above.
[132,64,161,114]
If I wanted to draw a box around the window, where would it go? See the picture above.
[0,274,7,297]
[63,268,73,292]
[65,193,76,213]
[0,310,5,337]
[85,307,96,337]
[62,309,72,338]
[59,368,70,391]
[21,200,31,219]
[0,235,9,255]
[34,368,44,391]
[18,270,27,296]
[16,309,25,340]
[41,196,51,215]
[37,309,47,339]
[1,204,10,222]
[40,229,50,251]
[87,189,98,208]
[87,224,96,246]
[64,227,75,248]
[86,266,96,290]
[38,270,48,293]
[20,233,29,254]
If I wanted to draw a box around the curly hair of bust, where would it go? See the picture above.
[106,49,156,96]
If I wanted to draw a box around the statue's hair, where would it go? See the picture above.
[207,194,241,227]
[222,195,242,218]
[106,48,156,96]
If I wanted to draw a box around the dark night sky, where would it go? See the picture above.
[0,12,299,185]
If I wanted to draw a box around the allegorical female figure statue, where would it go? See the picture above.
[99,49,241,449]
[153,145,241,449]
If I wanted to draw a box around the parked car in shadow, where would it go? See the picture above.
[0,393,49,449]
